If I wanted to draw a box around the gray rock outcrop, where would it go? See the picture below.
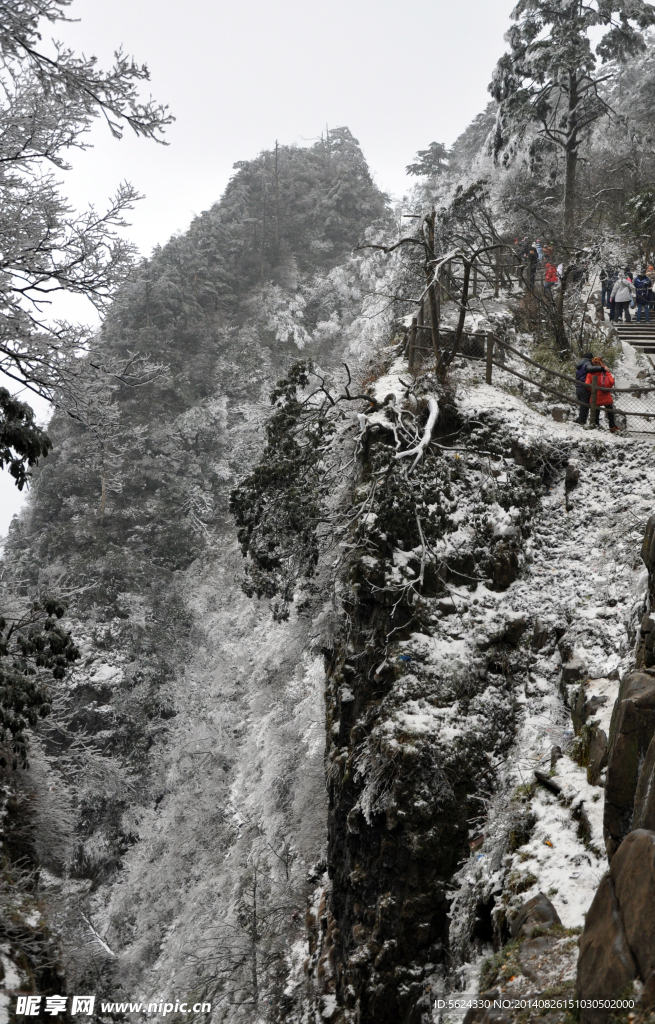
[603,671,655,859]
[510,892,562,939]
[576,829,655,1022]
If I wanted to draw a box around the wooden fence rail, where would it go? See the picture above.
[404,327,655,430]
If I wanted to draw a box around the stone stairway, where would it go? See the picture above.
[615,320,655,354]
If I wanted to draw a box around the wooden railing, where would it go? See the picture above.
[404,329,655,430]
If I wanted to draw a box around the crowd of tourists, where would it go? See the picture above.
[513,240,624,434]
[513,239,655,326]
[513,236,587,296]
[599,266,655,322]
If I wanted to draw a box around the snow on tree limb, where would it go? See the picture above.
[394,396,439,471]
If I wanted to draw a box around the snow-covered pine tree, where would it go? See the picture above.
[405,141,450,177]
[490,0,655,233]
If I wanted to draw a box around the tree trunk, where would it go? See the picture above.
[564,72,579,235]
[423,209,440,363]
[555,268,569,352]
[427,280,440,364]
[438,257,471,378]
[407,317,417,372]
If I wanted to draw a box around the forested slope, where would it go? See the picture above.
[0,129,389,1017]
[6,16,655,1024]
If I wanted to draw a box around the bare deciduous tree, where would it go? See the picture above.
[0,0,172,411]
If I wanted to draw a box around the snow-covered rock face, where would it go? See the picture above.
[313,354,655,1024]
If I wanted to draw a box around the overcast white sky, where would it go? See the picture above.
[1,0,516,537]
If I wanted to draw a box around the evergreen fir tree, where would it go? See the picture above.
[490,0,655,232]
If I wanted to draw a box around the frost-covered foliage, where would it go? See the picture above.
[0,126,389,1020]
[0,390,51,492]
[4,14,655,1017]
[0,593,79,767]
[230,362,336,608]
[0,0,171,417]
[489,0,655,227]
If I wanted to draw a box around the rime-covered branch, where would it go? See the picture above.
[394,397,439,471]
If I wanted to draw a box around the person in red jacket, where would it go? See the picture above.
[544,262,558,296]
[585,357,619,432]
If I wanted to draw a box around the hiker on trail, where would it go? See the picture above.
[544,262,558,296]
[535,239,543,261]
[635,269,652,322]
[600,266,613,307]
[607,268,619,320]
[648,265,655,312]
[610,270,636,322]
[585,357,619,433]
[576,353,603,425]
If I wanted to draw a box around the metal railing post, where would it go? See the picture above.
[408,317,417,372]
[486,334,494,385]
[590,377,598,427]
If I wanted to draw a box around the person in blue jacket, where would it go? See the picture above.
[634,269,652,321]
[576,353,602,425]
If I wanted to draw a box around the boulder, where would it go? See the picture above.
[565,461,580,491]
[633,732,655,831]
[637,614,655,671]
[571,684,587,734]
[609,830,655,983]
[531,616,549,652]
[603,671,655,858]
[489,541,520,590]
[463,1003,511,1024]
[551,406,568,422]
[518,934,559,982]
[587,726,608,786]
[639,970,655,1012]
[500,613,528,647]
[642,513,655,575]
[576,874,637,1023]
[577,829,655,1021]
[561,655,586,684]
[509,893,561,940]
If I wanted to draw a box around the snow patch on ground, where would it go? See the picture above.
[433,362,655,1016]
